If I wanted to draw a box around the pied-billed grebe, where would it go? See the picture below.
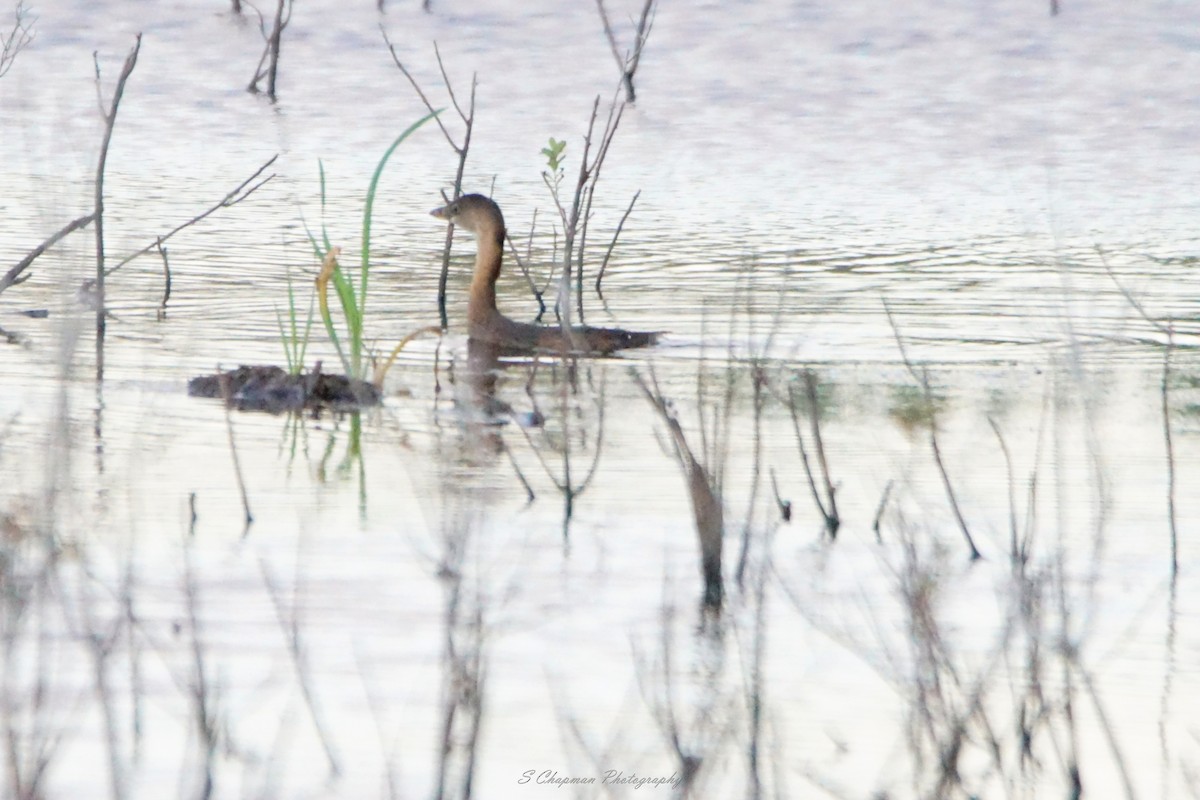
[431,193,659,354]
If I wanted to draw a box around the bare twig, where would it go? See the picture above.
[106,154,278,276]
[247,0,291,101]
[505,231,546,318]
[1,213,97,295]
[154,238,171,320]
[543,94,626,331]
[574,97,624,316]
[883,298,982,561]
[595,0,657,102]
[385,32,476,329]
[0,1,34,79]
[93,34,142,372]
[595,189,639,295]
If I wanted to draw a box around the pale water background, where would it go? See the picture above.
[1,0,1199,797]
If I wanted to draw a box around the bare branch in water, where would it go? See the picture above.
[883,297,982,561]
[595,189,640,296]
[154,238,171,320]
[543,93,627,330]
[384,32,477,330]
[506,227,547,319]
[105,154,279,277]
[246,0,292,101]
[93,34,142,373]
[0,1,35,79]
[595,0,657,102]
[1,213,97,295]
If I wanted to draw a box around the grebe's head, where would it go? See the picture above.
[430,193,505,236]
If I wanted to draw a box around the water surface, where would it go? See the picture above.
[1,0,1198,797]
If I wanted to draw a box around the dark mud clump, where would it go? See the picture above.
[188,365,381,413]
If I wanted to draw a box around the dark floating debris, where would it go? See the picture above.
[188,365,381,413]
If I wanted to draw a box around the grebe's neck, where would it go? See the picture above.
[467,221,505,324]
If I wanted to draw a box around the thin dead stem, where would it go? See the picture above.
[594,0,657,102]
[0,1,33,79]
[93,34,142,376]
[247,0,291,100]
[595,189,640,296]
[2,213,97,296]
[105,154,278,277]
[384,32,476,330]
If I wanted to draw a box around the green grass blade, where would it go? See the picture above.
[275,306,295,372]
[359,109,442,315]
[318,159,333,255]
[319,296,353,378]
[329,265,361,377]
[296,288,316,370]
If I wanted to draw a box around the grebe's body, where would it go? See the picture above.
[431,194,659,354]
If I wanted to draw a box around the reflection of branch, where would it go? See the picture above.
[631,368,724,610]
[1097,246,1169,335]
[883,298,981,561]
[515,363,607,538]
[259,559,342,777]
[217,372,254,528]
[987,416,1020,564]
[106,154,278,277]
[781,371,840,540]
[1,213,96,295]
[1162,325,1178,577]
